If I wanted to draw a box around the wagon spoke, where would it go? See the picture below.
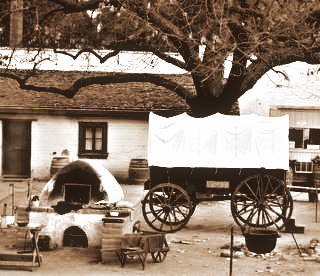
[145,208,163,216]
[268,201,284,209]
[167,212,174,231]
[161,187,168,204]
[262,209,273,225]
[153,193,166,205]
[235,200,255,207]
[262,209,281,230]
[235,200,255,206]
[171,193,184,204]
[261,210,267,225]
[243,181,259,201]
[167,187,174,202]
[234,193,255,201]
[157,210,167,221]
[256,209,262,225]
[246,207,259,225]
[262,175,271,197]
[151,215,159,225]
[270,182,281,195]
[257,175,263,200]
[265,205,284,219]
[237,205,255,216]
[171,208,179,223]
[175,206,189,218]
[151,250,167,263]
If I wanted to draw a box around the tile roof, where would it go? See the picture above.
[0,70,193,114]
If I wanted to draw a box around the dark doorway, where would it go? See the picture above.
[2,120,31,177]
[63,226,88,248]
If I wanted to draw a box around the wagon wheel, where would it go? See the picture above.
[231,174,293,230]
[151,250,167,263]
[142,183,194,233]
[149,198,196,226]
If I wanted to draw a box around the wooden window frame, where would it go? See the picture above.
[78,122,108,159]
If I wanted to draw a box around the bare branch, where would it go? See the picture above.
[148,48,187,70]
[39,8,65,25]
[0,70,195,100]
[47,0,101,13]
[53,48,120,63]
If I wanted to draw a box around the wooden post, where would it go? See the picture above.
[10,184,15,216]
[229,226,234,276]
[316,185,318,223]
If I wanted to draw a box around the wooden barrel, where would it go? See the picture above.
[128,159,149,185]
[50,156,70,176]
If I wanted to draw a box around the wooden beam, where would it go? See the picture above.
[287,185,320,193]
[0,264,34,271]
[0,253,40,263]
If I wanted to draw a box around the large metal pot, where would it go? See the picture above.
[244,228,280,254]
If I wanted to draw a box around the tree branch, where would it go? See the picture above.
[0,70,195,100]
[47,0,101,13]
[53,48,120,63]
[148,48,187,70]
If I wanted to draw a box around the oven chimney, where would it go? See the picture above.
[9,0,23,47]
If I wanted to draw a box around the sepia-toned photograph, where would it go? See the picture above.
[0,1,320,275]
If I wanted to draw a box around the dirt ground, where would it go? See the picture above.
[1,188,320,276]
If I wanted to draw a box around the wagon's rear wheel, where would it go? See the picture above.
[142,183,194,233]
[231,174,293,230]
[151,250,167,262]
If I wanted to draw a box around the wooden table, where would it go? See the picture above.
[0,225,43,271]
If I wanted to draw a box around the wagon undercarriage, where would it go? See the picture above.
[142,167,293,233]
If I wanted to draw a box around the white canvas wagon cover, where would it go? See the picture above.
[148,112,289,170]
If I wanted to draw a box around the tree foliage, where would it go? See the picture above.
[1,0,320,116]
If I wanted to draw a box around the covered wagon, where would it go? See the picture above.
[142,112,293,232]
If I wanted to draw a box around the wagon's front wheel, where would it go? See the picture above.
[231,174,293,230]
[142,183,194,233]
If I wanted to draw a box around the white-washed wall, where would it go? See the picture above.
[31,116,78,179]
[106,118,148,179]
[0,114,148,180]
[31,115,148,181]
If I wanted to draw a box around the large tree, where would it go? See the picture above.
[1,0,320,116]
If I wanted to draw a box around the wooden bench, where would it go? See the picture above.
[0,225,43,271]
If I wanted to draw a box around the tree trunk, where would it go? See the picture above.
[188,74,239,117]
[9,0,23,47]
[187,96,239,117]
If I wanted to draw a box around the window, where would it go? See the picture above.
[289,128,303,148]
[78,122,108,158]
[308,129,320,146]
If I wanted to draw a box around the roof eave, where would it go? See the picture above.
[0,106,188,118]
